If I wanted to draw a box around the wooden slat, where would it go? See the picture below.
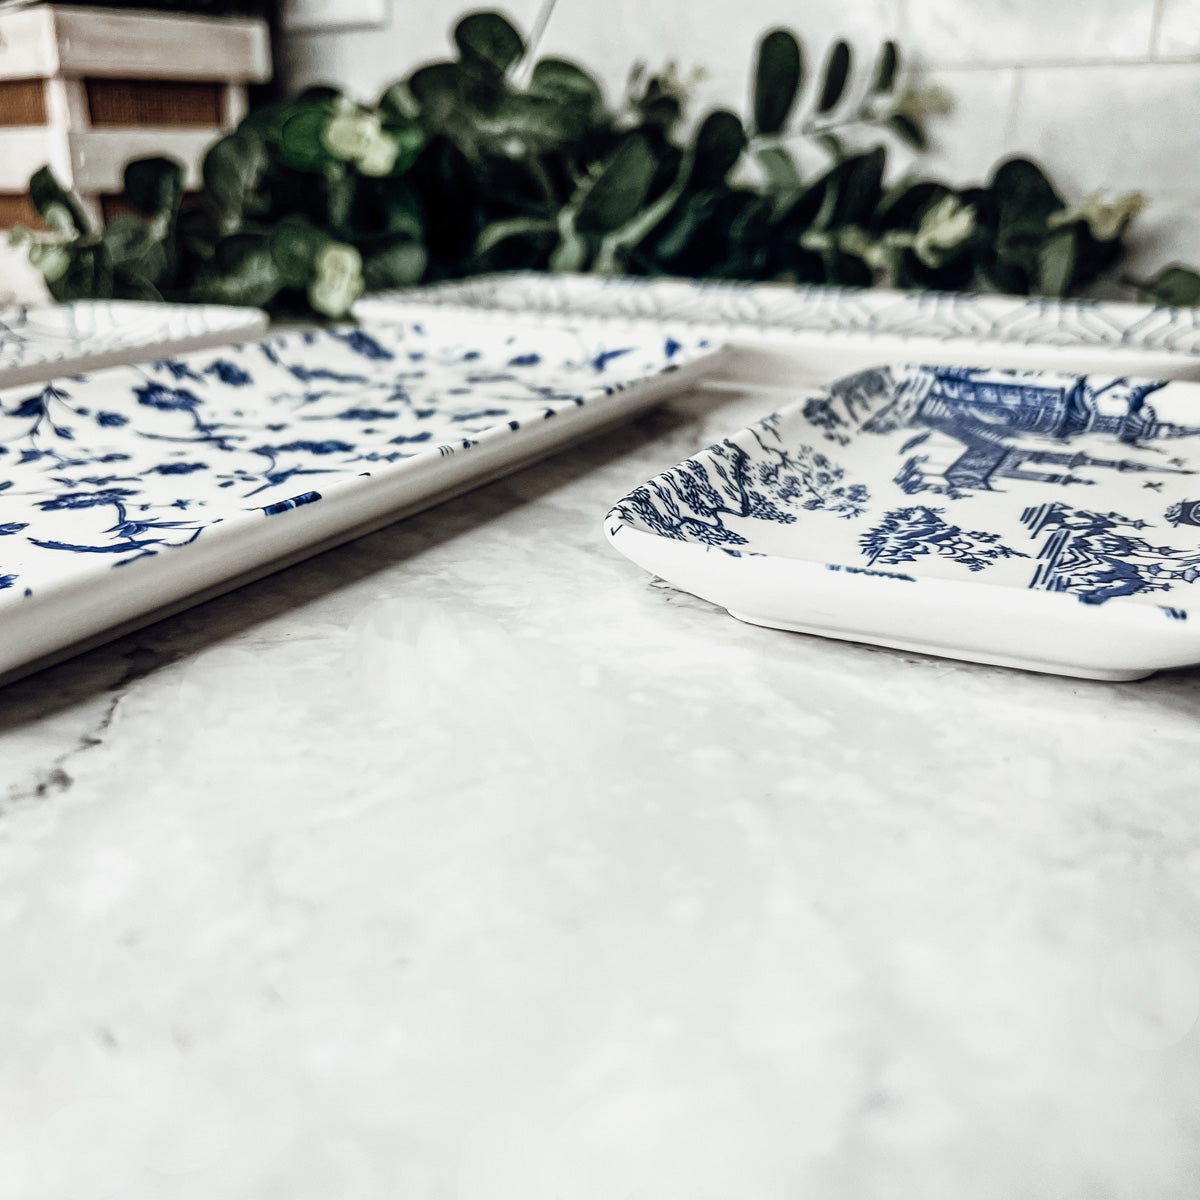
[86,79,224,128]
[0,8,59,83]
[51,8,271,83]
[0,79,48,127]
[0,127,72,191]
[69,128,216,191]
[43,76,89,129]
[221,83,248,129]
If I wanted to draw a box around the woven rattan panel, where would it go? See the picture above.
[100,193,136,222]
[102,191,200,223]
[0,80,48,127]
[0,193,42,228]
[86,79,223,127]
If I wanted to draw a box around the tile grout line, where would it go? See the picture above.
[1149,0,1167,61]
[923,54,1200,71]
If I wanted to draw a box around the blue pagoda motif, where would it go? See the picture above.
[808,367,1200,499]
[1022,501,1200,604]
[1166,498,1200,527]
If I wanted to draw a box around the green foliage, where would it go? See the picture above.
[17,12,1191,316]
[1131,264,1200,307]
[753,30,803,135]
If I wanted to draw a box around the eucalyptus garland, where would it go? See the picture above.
[13,10,1198,317]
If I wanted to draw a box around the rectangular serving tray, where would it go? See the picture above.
[356,273,1200,384]
[0,299,268,388]
[606,363,1200,680]
[0,316,718,683]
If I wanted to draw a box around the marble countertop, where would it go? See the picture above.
[2,373,1200,1200]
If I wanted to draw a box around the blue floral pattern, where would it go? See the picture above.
[0,322,710,598]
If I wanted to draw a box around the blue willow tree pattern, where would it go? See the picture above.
[610,413,869,547]
[859,506,1028,571]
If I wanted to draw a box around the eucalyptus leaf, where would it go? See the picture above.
[123,156,184,220]
[1134,265,1200,307]
[778,168,837,232]
[475,215,558,257]
[192,234,283,307]
[204,130,269,222]
[649,189,718,261]
[991,157,1063,224]
[111,269,164,302]
[102,215,169,283]
[362,238,428,289]
[873,41,899,93]
[833,149,885,227]
[28,166,90,236]
[454,11,525,76]
[381,120,426,175]
[48,242,114,302]
[817,41,851,113]
[1037,227,1076,297]
[871,181,949,232]
[753,29,802,136]
[406,62,465,113]
[529,58,604,121]
[278,106,335,172]
[690,111,747,187]
[269,216,328,286]
[887,112,925,150]
[822,247,871,286]
[573,133,657,232]
[756,145,802,192]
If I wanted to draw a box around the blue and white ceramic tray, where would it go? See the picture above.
[356,273,1200,383]
[0,300,268,388]
[607,364,1200,680]
[0,318,717,682]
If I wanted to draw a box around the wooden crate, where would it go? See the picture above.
[0,4,271,229]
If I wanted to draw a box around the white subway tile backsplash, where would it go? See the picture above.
[1120,189,1200,274]
[538,0,904,123]
[1009,62,1200,195]
[904,0,1155,65]
[911,68,1020,184]
[1156,0,1200,58]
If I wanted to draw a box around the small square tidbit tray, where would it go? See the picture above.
[606,364,1200,680]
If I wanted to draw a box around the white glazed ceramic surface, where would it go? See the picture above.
[0,300,269,388]
[606,363,1200,680]
[355,273,1200,382]
[0,317,717,680]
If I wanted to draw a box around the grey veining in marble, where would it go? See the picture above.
[1,379,1200,1200]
